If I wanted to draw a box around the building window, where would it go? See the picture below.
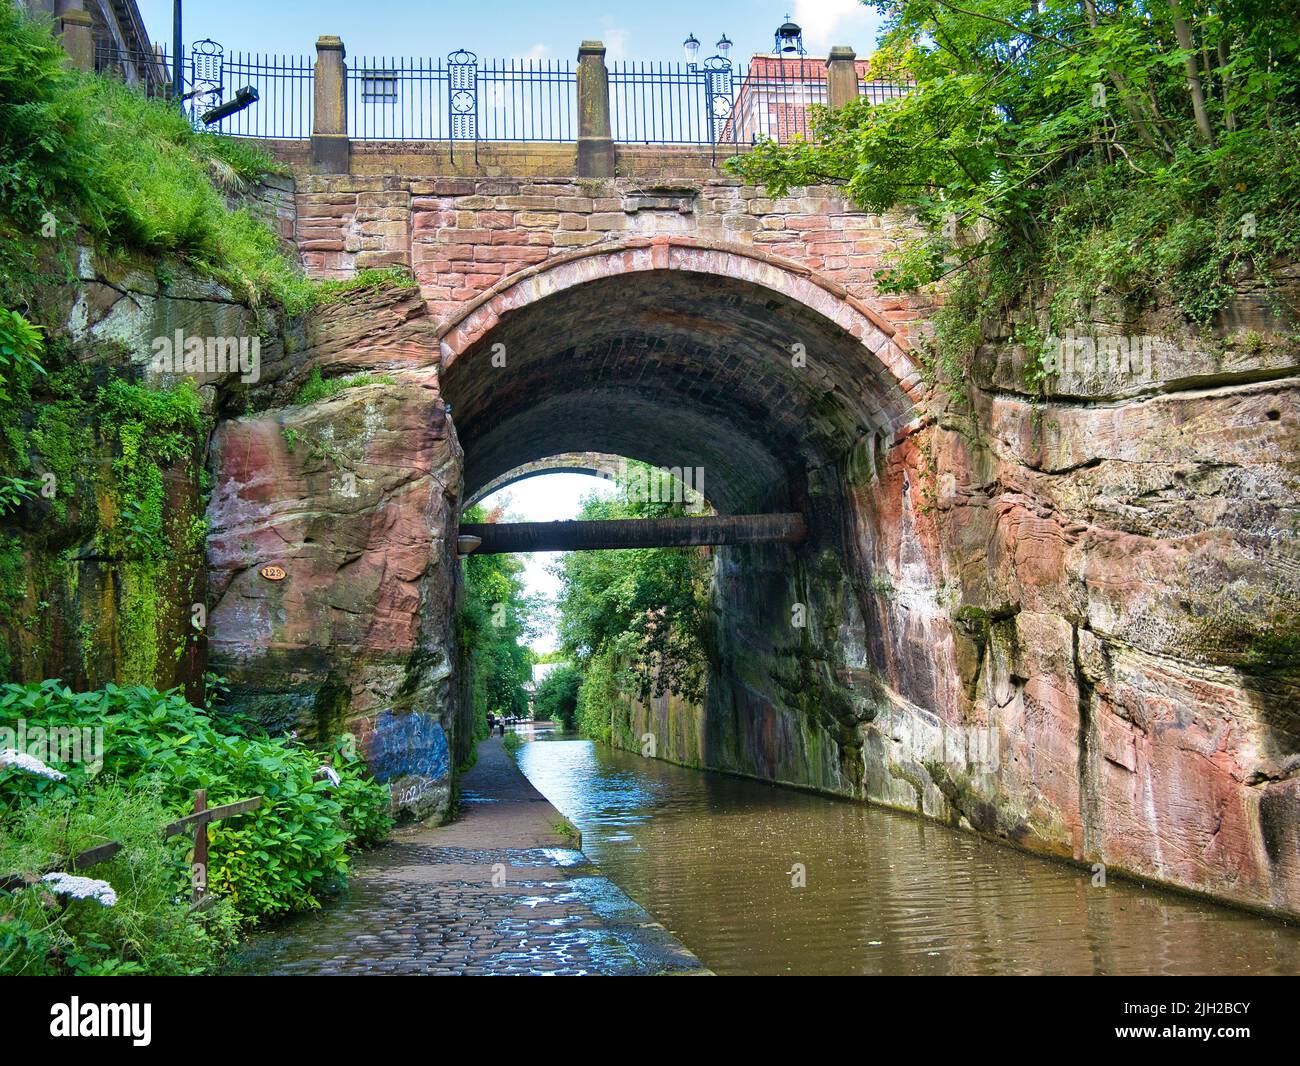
[359,71,399,103]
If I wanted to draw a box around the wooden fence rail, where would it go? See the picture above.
[0,789,261,902]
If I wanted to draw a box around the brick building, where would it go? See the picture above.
[725,54,908,145]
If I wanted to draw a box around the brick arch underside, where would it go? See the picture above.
[465,453,625,509]
[439,243,923,514]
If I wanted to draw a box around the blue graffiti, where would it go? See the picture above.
[367,711,450,784]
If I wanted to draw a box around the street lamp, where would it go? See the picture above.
[683,33,700,67]
[685,31,731,72]
[201,85,259,125]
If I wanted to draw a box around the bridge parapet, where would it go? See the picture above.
[279,162,927,345]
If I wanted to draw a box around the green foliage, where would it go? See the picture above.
[553,466,712,713]
[0,3,308,312]
[533,664,581,727]
[0,681,391,922]
[0,783,240,975]
[308,267,419,307]
[729,1,1300,362]
[0,2,101,230]
[458,501,539,735]
[573,646,618,744]
[0,308,44,459]
[501,730,522,755]
[294,367,397,406]
[95,379,205,561]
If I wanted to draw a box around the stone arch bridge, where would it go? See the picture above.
[200,44,1299,921]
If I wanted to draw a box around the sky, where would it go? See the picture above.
[477,473,618,655]
[136,1,884,63]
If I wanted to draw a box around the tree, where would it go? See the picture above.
[534,665,582,727]
[730,1,1300,334]
[458,501,539,736]
[551,464,714,739]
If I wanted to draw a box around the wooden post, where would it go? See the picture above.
[191,788,208,903]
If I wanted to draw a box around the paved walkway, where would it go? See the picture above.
[232,735,706,975]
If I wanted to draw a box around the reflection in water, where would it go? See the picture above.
[516,734,1300,976]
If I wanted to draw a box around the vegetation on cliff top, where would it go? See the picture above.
[0,0,308,313]
[729,1,1300,394]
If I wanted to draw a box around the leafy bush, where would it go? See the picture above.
[534,665,581,727]
[554,467,712,706]
[0,783,240,975]
[0,681,391,920]
[573,647,619,745]
[458,501,539,737]
[729,2,1300,379]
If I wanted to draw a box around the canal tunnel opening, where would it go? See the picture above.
[440,248,920,793]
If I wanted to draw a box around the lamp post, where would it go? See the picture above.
[683,31,730,72]
[683,30,735,156]
[172,0,182,104]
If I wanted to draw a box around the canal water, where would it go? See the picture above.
[516,731,1300,976]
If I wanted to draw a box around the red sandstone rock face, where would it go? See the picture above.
[848,326,1299,918]
[206,289,462,821]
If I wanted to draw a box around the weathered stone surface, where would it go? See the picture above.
[206,287,463,821]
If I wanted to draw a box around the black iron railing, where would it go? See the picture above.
[609,60,737,147]
[92,42,910,148]
[347,54,577,142]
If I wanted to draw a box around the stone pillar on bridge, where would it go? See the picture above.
[826,46,860,110]
[55,1,95,72]
[576,40,615,179]
[311,35,350,174]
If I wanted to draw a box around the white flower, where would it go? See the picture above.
[41,872,118,907]
[0,748,66,780]
[317,765,341,787]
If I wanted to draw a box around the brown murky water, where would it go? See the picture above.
[517,733,1300,976]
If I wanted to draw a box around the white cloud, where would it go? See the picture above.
[791,0,879,54]
[602,27,630,62]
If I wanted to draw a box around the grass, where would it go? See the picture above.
[0,3,316,316]
[308,267,420,307]
[293,368,398,406]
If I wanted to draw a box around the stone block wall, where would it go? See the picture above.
[266,144,927,346]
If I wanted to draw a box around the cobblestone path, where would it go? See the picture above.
[231,736,706,975]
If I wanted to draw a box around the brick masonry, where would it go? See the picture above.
[261,142,928,350]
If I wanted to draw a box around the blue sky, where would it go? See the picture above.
[136,1,884,63]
